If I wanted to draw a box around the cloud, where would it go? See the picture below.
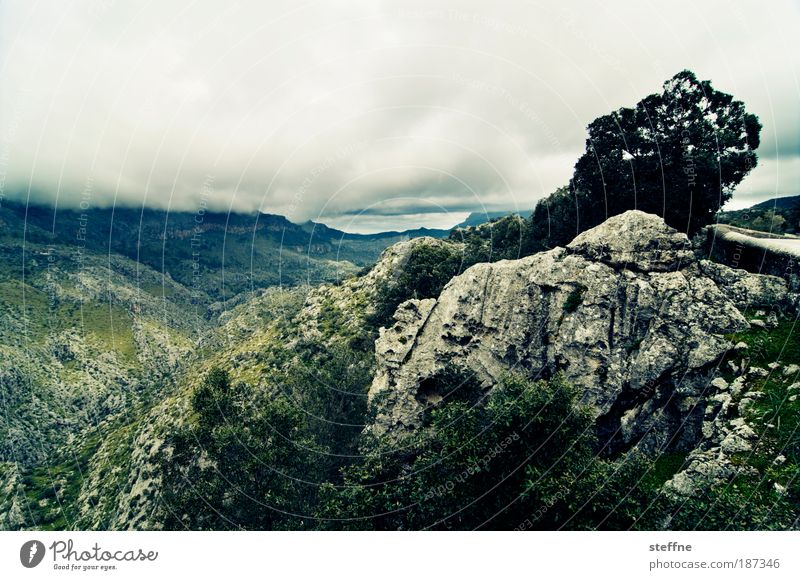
[1,0,798,232]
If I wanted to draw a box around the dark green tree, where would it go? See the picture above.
[788,199,800,234]
[531,70,761,248]
[449,214,536,265]
[317,372,657,530]
[159,367,323,530]
[279,342,374,483]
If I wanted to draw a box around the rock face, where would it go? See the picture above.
[567,210,695,271]
[368,211,788,454]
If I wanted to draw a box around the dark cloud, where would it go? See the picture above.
[1,0,798,232]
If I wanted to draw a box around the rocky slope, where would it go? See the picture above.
[0,239,206,529]
[368,211,790,463]
[58,236,456,529]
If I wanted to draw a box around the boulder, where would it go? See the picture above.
[367,211,786,456]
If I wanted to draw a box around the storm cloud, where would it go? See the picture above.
[1,0,798,232]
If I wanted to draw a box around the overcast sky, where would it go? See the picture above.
[1,0,798,233]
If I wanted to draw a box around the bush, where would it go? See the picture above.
[160,368,323,530]
[368,243,462,329]
[317,372,658,530]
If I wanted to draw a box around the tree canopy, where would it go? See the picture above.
[531,70,761,248]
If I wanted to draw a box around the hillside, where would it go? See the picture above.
[2,194,798,531]
[0,202,449,301]
[718,195,800,235]
[0,234,206,529]
[752,195,800,211]
[0,195,467,529]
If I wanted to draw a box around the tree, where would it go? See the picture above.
[159,367,323,530]
[751,210,786,233]
[529,186,580,250]
[449,214,537,265]
[317,371,657,530]
[532,70,761,248]
[788,199,800,234]
[279,342,374,483]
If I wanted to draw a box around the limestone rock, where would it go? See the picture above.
[783,364,799,377]
[367,211,772,455]
[566,210,694,271]
[696,260,788,309]
[710,377,729,391]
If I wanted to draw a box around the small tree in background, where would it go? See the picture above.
[751,210,787,233]
[531,70,761,248]
[368,242,462,329]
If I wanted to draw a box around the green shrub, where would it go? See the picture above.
[160,368,324,530]
[317,372,657,530]
[563,284,587,314]
[368,243,462,329]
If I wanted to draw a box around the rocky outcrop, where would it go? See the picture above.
[664,367,778,498]
[694,260,788,310]
[294,236,457,342]
[367,211,789,455]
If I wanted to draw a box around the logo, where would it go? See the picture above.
[20,540,46,568]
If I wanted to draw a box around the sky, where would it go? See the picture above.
[1,0,798,233]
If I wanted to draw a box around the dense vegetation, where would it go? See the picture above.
[318,372,656,530]
[368,242,465,329]
[161,365,656,530]
[159,337,375,530]
[160,348,800,530]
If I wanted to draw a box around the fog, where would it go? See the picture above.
[1,0,798,232]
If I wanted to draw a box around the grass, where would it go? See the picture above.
[140,283,176,298]
[0,280,50,314]
[59,302,138,363]
[722,310,800,490]
[643,451,689,488]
